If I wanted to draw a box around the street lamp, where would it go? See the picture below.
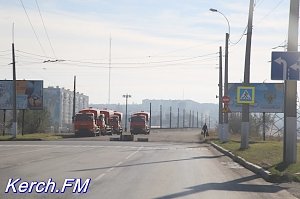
[122,94,131,132]
[209,8,230,35]
[210,8,230,142]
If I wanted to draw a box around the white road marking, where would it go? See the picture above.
[126,146,143,159]
[95,173,106,181]
[94,146,144,182]
[0,144,206,152]
[116,161,123,166]
[0,146,63,157]
[107,167,114,172]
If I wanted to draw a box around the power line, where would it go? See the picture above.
[60,55,218,69]
[35,0,57,58]
[230,26,248,46]
[0,50,10,53]
[19,0,47,56]
[16,49,217,65]
[16,49,53,59]
[148,41,222,57]
[256,0,286,25]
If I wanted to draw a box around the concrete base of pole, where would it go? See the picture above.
[223,123,229,142]
[218,124,223,141]
[241,122,249,149]
[11,122,17,138]
[285,117,297,164]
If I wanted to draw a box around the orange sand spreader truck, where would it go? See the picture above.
[99,109,114,135]
[73,108,115,137]
[110,111,123,135]
[129,111,150,135]
[73,108,101,137]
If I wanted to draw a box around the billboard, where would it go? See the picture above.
[0,80,43,110]
[228,83,284,113]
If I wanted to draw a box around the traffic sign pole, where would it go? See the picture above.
[284,0,298,164]
[241,0,254,150]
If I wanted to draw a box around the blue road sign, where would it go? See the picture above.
[271,51,300,80]
[228,83,284,113]
[237,86,255,104]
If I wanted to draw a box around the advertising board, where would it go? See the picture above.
[0,80,43,110]
[228,83,284,113]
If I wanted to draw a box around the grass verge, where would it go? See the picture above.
[0,133,63,141]
[213,139,300,182]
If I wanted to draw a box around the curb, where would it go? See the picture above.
[120,134,134,141]
[137,138,149,142]
[211,142,272,181]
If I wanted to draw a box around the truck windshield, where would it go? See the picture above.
[111,117,119,122]
[75,114,94,121]
[131,116,145,122]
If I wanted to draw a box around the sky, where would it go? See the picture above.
[0,0,294,104]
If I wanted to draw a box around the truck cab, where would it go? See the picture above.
[73,112,100,137]
[110,111,123,135]
[130,111,150,135]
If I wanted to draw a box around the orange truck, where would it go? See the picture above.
[73,108,101,137]
[129,111,150,135]
[99,109,114,135]
[110,111,123,135]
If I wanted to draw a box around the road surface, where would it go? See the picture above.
[0,129,297,199]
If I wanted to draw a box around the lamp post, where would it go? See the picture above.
[210,8,230,142]
[122,94,131,132]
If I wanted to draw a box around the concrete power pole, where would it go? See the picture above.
[12,23,17,138]
[223,32,229,142]
[72,75,76,119]
[241,0,254,149]
[284,0,299,164]
[218,46,223,141]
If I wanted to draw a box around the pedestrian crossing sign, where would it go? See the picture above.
[237,86,255,104]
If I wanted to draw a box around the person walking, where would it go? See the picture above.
[202,123,208,137]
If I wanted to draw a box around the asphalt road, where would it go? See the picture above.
[0,129,298,199]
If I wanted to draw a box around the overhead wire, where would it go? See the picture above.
[148,40,223,57]
[35,0,57,58]
[255,0,286,25]
[229,0,267,46]
[16,49,53,59]
[229,26,248,46]
[59,56,219,70]
[15,49,217,66]
[65,52,218,65]
[18,0,47,56]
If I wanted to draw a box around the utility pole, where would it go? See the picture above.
[284,0,298,164]
[12,23,17,138]
[218,46,223,141]
[192,111,194,128]
[169,106,172,128]
[197,111,199,128]
[189,110,191,128]
[72,75,76,119]
[177,108,180,128]
[2,110,6,136]
[160,105,162,128]
[122,94,131,132]
[223,32,229,142]
[149,103,152,130]
[108,36,112,104]
[183,109,185,128]
[241,0,254,149]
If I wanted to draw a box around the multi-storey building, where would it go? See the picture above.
[43,86,89,132]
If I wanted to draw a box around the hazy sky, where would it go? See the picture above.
[0,0,293,104]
